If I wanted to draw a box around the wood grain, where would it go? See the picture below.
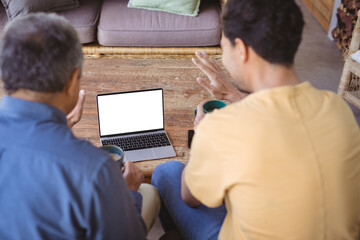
[0,57,228,182]
[82,45,222,59]
[74,57,227,181]
[302,0,334,31]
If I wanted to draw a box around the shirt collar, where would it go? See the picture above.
[0,96,67,125]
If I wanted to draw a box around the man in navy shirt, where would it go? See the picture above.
[0,13,150,239]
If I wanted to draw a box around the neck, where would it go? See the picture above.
[9,89,68,114]
[245,60,301,92]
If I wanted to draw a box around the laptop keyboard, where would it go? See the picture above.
[102,133,171,151]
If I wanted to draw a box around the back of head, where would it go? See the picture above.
[222,0,304,66]
[0,13,83,94]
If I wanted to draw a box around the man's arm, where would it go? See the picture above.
[181,102,206,208]
[181,100,206,207]
[88,160,146,239]
[181,167,201,207]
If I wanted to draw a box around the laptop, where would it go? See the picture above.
[96,88,176,162]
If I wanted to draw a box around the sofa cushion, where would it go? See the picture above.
[58,0,101,44]
[98,0,221,47]
[0,0,99,44]
[0,4,7,36]
[128,0,201,17]
[1,0,79,20]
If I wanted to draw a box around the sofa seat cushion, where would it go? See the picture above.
[58,0,101,44]
[0,0,100,44]
[98,0,221,47]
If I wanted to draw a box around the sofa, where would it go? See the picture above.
[0,0,222,50]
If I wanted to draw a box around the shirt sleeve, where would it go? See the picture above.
[86,159,146,240]
[129,190,143,215]
[184,117,228,208]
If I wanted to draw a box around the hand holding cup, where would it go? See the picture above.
[122,161,144,191]
[194,100,226,130]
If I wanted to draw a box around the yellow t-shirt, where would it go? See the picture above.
[185,82,360,240]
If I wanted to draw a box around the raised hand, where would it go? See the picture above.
[122,161,144,191]
[66,89,86,128]
[192,51,245,103]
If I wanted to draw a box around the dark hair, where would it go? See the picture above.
[222,0,304,66]
[0,13,83,94]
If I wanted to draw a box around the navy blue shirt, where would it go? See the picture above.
[0,96,146,239]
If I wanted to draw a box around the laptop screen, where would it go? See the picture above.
[97,89,164,137]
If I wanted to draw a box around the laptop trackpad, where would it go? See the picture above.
[125,149,156,162]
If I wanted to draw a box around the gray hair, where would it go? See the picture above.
[0,13,83,93]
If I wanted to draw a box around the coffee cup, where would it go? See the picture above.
[194,100,226,116]
[100,145,124,167]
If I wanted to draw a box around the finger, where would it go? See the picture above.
[194,100,207,130]
[67,90,86,123]
[123,161,129,169]
[134,166,144,184]
[197,77,215,95]
[195,100,207,118]
[67,90,85,117]
[74,90,86,115]
[131,162,143,175]
[192,56,210,71]
[206,54,222,72]
[193,53,220,80]
[76,89,86,108]
[197,100,207,111]
[125,161,134,169]
[192,57,217,78]
[198,51,222,72]
[193,51,213,69]
[196,51,215,68]
[123,161,137,177]
[200,51,207,57]
[195,51,213,68]
[122,161,129,176]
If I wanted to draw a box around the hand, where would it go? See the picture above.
[123,161,144,191]
[192,51,244,103]
[194,100,207,130]
[67,90,86,128]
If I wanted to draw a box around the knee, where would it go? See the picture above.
[138,184,161,231]
[151,161,185,187]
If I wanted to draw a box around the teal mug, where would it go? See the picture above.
[101,145,124,167]
[194,100,226,116]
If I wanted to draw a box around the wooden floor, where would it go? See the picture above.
[73,56,225,181]
[0,54,224,182]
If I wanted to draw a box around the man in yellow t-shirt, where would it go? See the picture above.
[152,0,360,239]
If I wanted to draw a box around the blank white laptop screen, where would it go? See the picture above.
[97,89,164,136]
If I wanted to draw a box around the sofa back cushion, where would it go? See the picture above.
[1,0,79,20]
[98,0,221,47]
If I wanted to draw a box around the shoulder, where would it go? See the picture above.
[196,98,259,135]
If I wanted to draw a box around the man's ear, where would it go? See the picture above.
[234,38,249,63]
[63,68,80,96]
